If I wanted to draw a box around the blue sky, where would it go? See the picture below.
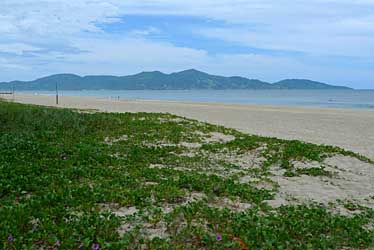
[0,1,373,88]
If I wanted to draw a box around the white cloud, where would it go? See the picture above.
[130,27,160,37]
[0,58,30,70]
[121,1,374,57]
[0,43,41,55]
[198,27,374,57]
[68,37,208,66]
[0,0,122,36]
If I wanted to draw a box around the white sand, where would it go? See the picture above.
[3,93,374,159]
[269,155,374,208]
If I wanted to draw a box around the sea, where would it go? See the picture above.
[18,89,374,110]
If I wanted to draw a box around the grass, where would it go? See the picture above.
[0,100,373,249]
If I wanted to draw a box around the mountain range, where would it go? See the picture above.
[0,69,352,90]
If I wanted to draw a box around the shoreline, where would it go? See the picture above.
[2,93,374,159]
[11,92,374,113]
[11,89,374,111]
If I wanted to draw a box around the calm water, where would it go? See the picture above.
[19,89,374,110]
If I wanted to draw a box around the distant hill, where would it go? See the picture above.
[0,69,352,90]
[272,79,350,89]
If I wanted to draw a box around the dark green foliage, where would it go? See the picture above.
[166,203,374,249]
[273,79,351,89]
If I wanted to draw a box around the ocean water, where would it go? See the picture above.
[19,89,374,110]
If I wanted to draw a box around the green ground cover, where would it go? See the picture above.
[0,100,373,249]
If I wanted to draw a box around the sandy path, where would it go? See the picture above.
[3,94,374,159]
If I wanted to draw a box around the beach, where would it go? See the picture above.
[4,93,374,159]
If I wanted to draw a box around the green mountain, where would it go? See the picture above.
[273,79,350,89]
[0,69,352,90]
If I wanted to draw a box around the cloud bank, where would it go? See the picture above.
[0,0,373,88]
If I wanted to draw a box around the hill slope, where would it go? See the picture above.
[273,79,350,89]
[0,69,351,90]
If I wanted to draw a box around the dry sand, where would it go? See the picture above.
[3,93,374,159]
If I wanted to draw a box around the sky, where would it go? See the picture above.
[0,1,373,89]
